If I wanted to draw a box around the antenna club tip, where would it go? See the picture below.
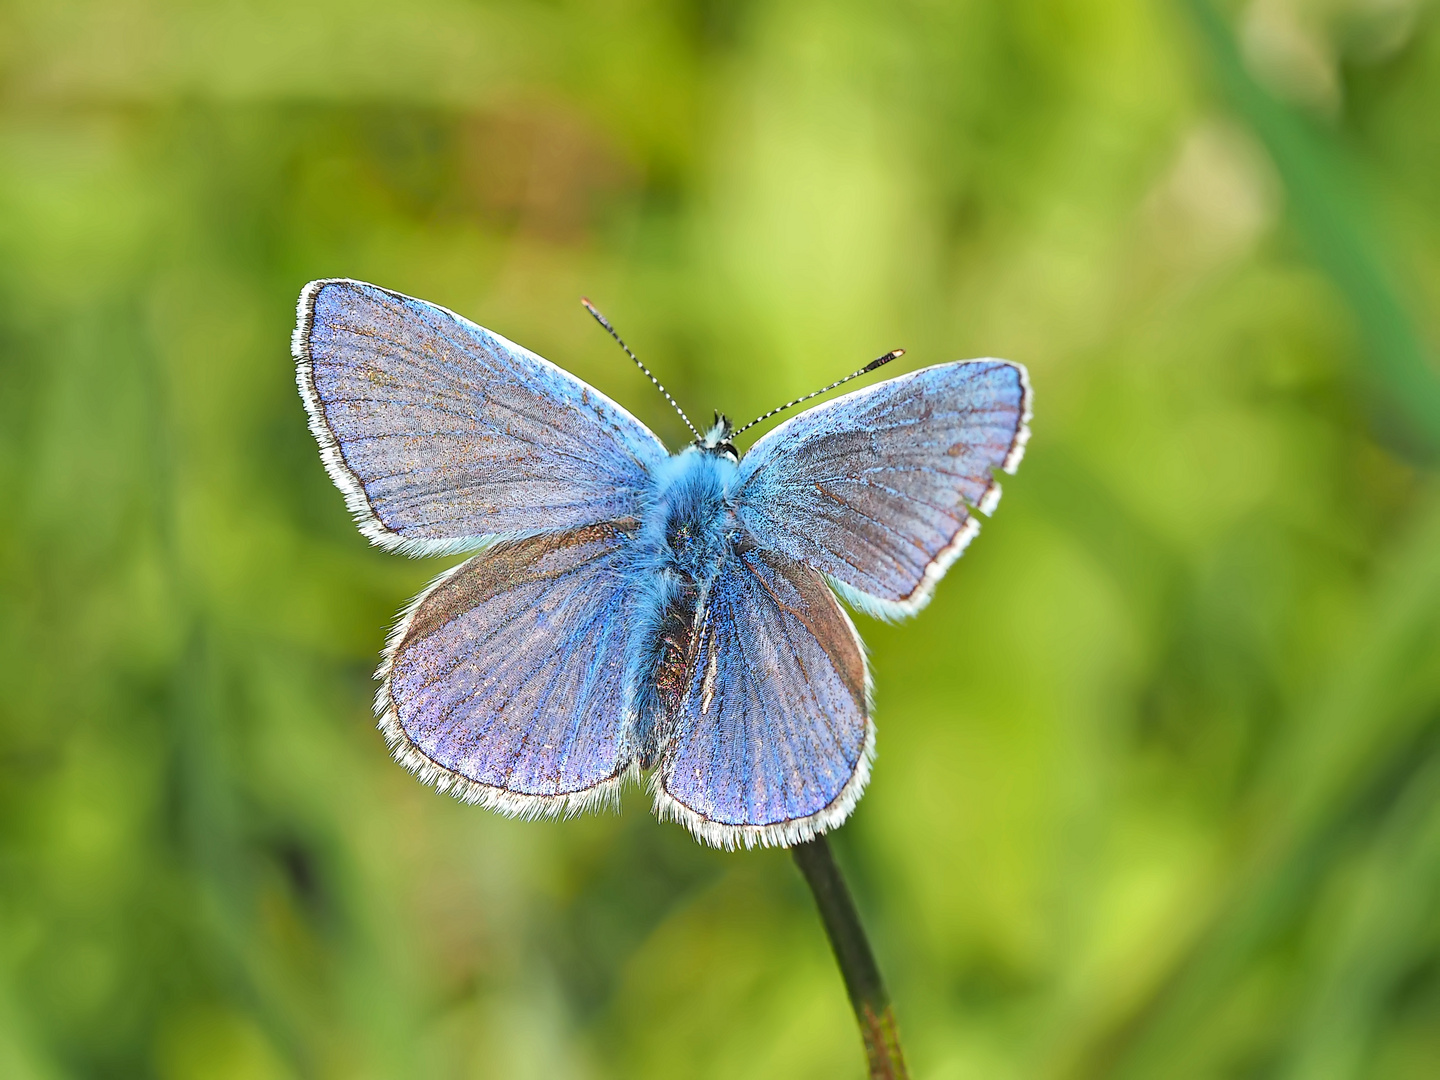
[862,349,903,373]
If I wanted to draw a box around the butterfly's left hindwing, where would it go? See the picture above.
[380,525,637,816]
[655,546,873,849]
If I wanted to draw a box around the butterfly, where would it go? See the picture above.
[294,279,1031,849]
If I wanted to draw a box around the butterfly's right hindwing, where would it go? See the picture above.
[654,547,873,849]
[295,279,669,554]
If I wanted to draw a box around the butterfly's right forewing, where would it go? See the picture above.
[295,279,668,554]
[733,360,1030,618]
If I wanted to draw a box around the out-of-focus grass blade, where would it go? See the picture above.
[1180,0,1440,456]
[1071,487,1440,1079]
[0,974,63,1080]
[1276,749,1440,1080]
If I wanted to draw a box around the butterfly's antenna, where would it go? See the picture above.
[732,349,904,437]
[581,298,701,442]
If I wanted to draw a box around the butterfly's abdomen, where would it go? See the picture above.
[632,574,700,768]
[652,585,697,715]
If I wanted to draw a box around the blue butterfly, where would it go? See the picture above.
[294,279,1031,849]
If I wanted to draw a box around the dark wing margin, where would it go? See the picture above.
[378,524,638,817]
[654,547,873,850]
[294,278,669,556]
[733,360,1031,619]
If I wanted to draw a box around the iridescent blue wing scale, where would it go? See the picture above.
[732,360,1031,619]
[294,279,668,554]
[379,524,637,815]
[655,547,872,849]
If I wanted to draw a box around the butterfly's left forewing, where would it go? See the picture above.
[295,279,668,554]
[655,547,872,849]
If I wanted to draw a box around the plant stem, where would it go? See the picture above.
[791,834,909,1080]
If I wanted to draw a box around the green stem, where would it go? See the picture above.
[792,834,909,1080]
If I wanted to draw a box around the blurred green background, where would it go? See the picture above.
[3,0,1440,1077]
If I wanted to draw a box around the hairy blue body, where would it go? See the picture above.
[643,444,739,580]
[625,440,741,766]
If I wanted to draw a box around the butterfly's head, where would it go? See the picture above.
[698,412,738,462]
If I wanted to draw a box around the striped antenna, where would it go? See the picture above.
[581,298,701,442]
[733,349,904,437]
